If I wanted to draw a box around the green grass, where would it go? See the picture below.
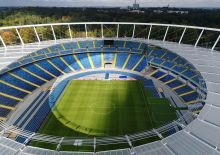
[32,80,177,151]
[148,98,177,127]
[52,80,153,136]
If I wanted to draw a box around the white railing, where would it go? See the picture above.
[0,22,219,51]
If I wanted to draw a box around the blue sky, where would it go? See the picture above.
[0,0,219,8]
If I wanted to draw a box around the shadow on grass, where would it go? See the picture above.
[31,80,178,152]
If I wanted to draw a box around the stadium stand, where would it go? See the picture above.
[0,44,203,124]
[149,69,201,104]
[0,33,210,154]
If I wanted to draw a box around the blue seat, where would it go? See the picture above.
[49,81,69,108]
[20,57,34,65]
[151,88,160,98]
[0,73,36,91]
[25,64,54,81]
[18,91,49,128]
[24,100,51,132]
[152,70,166,79]
[36,48,50,55]
[15,136,26,143]
[175,57,187,65]
[143,79,154,87]
[114,40,125,47]
[139,43,147,50]
[0,95,18,107]
[30,52,37,57]
[164,52,177,60]
[103,47,116,52]
[132,48,142,53]
[118,47,130,52]
[115,53,129,68]
[32,55,47,61]
[62,55,81,71]
[146,46,154,55]
[49,44,63,52]
[63,42,78,50]
[0,83,28,98]
[105,73,109,79]
[36,60,62,77]
[162,61,174,69]
[175,86,193,95]
[7,62,21,70]
[104,53,114,61]
[125,41,139,49]
[46,52,59,58]
[167,80,183,88]
[90,53,102,68]
[49,57,71,73]
[192,75,204,85]
[150,49,165,58]
[23,100,49,131]
[89,47,102,52]
[152,58,163,65]
[181,92,198,103]
[78,41,87,49]
[95,40,104,47]
[74,48,86,53]
[182,70,195,78]
[0,107,10,117]
[12,68,46,85]
[14,92,44,125]
[81,40,94,48]
[134,57,148,72]
[76,53,91,69]
[125,55,142,70]
[172,66,185,73]
[159,75,175,83]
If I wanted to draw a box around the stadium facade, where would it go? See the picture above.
[0,22,219,155]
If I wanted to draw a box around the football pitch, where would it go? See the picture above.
[33,80,177,150]
[52,80,153,136]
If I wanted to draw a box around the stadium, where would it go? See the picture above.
[0,22,219,155]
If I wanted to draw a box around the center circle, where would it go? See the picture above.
[89,101,116,115]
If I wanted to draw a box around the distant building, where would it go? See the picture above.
[133,0,140,10]
[153,10,164,14]
[129,10,145,14]
[153,5,189,14]
[167,10,189,14]
[125,0,144,13]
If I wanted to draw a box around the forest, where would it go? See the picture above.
[0,7,220,27]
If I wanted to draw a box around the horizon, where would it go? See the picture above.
[0,6,220,9]
[0,0,220,8]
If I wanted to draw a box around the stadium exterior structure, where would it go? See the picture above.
[0,22,219,155]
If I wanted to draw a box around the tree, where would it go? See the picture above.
[19,28,36,43]
[1,30,17,45]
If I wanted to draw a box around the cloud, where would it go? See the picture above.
[0,0,219,7]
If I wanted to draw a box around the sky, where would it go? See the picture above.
[0,0,220,8]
